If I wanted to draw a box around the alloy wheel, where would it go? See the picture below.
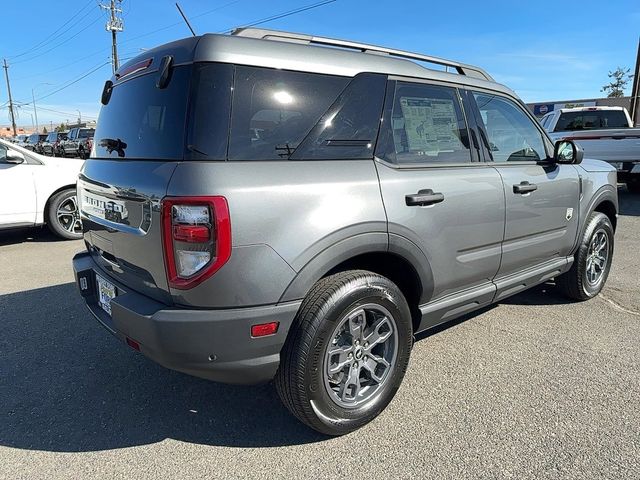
[56,195,82,235]
[323,303,398,408]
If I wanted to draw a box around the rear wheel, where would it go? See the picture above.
[47,189,83,240]
[557,211,614,300]
[276,270,413,435]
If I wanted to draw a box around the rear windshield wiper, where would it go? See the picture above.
[99,138,127,158]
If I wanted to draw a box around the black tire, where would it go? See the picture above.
[47,189,83,240]
[557,211,614,301]
[78,146,86,160]
[275,270,413,435]
[626,180,640,194]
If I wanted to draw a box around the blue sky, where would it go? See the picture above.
[1,0,638,128]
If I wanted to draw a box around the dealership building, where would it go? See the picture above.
[526,96,633,119]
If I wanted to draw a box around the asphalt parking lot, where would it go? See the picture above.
[1,189,639,480]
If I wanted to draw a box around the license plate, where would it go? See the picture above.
[96,274,116,316]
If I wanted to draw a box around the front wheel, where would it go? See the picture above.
[276,270,413,435]
[47,189,83,240]
[557,211,614,300]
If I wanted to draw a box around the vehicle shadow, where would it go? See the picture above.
[0,283,325,453]
[618,187,640,217]
[0,227,65,247]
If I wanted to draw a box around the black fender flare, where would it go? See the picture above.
[278,232,434,305]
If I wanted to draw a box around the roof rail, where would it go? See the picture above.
[231,28,494,82]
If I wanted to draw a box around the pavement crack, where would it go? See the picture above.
[598,293,640,317]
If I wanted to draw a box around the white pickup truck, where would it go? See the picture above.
[540,106,640,193]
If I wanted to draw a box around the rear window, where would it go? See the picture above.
[93,66,191,159]
[78,129,95,139]
[555,110,629,131]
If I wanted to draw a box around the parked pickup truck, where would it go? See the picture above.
[59,127,95,159]
[540,106,640,193]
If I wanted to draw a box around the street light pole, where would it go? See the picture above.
[32,89,39,133]
[77,110,82,126]
[32,82,52,133]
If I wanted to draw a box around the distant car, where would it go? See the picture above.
[24,133,48,154]
[13,134,28,145]
[42,131,68,156]
[0,138,84,239]
[59,127,94,159]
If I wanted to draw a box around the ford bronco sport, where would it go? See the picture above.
[73,29,618,435]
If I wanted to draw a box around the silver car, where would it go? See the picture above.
[73,28,618,435]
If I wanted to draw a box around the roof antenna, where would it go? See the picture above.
[175,2,197,37]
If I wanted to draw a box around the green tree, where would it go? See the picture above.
[601,67,634,98]
[42,126,48,134]
[55,123,67,132]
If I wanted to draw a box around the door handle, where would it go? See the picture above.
[405,189,445,206]
[513,181,538,194]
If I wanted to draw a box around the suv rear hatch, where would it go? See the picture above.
[79,37,208,304]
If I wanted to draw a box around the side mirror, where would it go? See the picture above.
[554,139,583,165]
[6,149,25,164]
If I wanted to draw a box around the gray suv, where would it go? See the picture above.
[73,29,618,435]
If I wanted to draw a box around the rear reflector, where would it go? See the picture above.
[173,224,210,243]
[126,337,141,351]
[251,322,279,338]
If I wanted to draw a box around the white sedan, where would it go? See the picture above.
[0,138,84,239]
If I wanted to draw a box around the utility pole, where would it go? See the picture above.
[100,0,124,74]
[3,59,17,136]
[630,38,640,127]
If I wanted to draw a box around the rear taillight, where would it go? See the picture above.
[161,196,231,289]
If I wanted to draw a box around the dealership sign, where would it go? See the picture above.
[533,100,597,116]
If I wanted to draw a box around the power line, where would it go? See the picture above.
[31,62,110,104]
[8,0,95,60]
[11,12,104,65]
[220,0,338,33]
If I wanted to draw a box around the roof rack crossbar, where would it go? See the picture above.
[232,28,493,82]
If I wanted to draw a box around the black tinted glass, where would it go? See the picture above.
[473,93,546,162]
[291,74,386,160]
[186,63,233,160]
[555,110,629,131]
[229,66,349,160]
[93,66,190,159]
[385,82,471,164]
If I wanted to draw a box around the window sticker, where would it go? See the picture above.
[399,97,461,155]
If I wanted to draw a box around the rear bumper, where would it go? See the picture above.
[73,251,301,385]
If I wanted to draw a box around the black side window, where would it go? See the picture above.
[228,67,349,160]
[186,63,233,160]
[291,74,386,160]
[381,82,471,165]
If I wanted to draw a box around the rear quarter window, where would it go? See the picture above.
[555,110,629,131]
[228,67,349,160]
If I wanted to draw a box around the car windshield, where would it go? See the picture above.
[555,110,629,131]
